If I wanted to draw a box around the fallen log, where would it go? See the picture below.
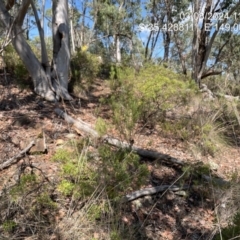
[54,108,185,166]
[122,185,188,202]
[0,141,35,170]
[54,108,98,137]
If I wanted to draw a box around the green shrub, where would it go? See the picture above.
[95,117,108,137]
[107,65,196,141]
[1,169,58,238]
[10,173,38,200]
[52,137,149,201]
[36,193,57,209]
[70,50,102,94]
[51,148,72,163]
[87,203,104,221]
[57,179,75,196]
[52,141,98,198]
[198,118,226,156]
[4,45,29,87]
[98,145,149,200]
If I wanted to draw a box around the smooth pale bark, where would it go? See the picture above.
[13,28,55,101]
[123,185,188,202]
[114,34,121,64]
[70,17,75,54]
[0,0,73,101]
[41,0,46,36]
[114,1,124,65]
[52,0,72,100]
[0,0,55,101]
[31,0,50,74]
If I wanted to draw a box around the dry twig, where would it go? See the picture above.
[0,141,34,170]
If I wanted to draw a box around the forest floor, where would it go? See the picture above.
[0,76,240,240]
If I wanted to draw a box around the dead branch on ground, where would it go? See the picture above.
[54,108,185,166]
[0,141,34,170]
[122,185,188,202]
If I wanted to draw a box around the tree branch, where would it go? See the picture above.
[15,0,31,27]
[199,2,240,78]
[214,38,231,66]
[30,0,50,69]
[0,141,34,170]
[201,70,222,79]
[122,185,188,202]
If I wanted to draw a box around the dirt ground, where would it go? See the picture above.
[1,76,240,240]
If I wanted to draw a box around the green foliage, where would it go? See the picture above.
[13,64,29,82]
[98,145,149,199]
[4,45,20,72]
[218,99,240,139]
[198,120,224,156]
[110,230,122,240]
[51,148,72,163]
[87,203,105,221]
[57,179,75,196]
[181,164,211,184]
[2,220,16,233]
[10,173,37,200]
[70,50,102,94]
[52,141,98,198]
[36,193,57,209]
[95,117,108,136]
[107,65,196,141]
[161,103,227,156]
[4,45,29,88]
[0,167,59,238]
[161,118,193,140]
[109,65,119,80]
[214,212,240,240]
[51,139,149,239]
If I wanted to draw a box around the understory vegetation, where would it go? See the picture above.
[1,50,240,240]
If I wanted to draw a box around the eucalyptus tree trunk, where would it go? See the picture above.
[0,0,72,101]
[41,0,46,37]
[70,17,75,54]
[52,0,72,100]
[114,34,121,65]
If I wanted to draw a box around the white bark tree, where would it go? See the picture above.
[0,0,72,101]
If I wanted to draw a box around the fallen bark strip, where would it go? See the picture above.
[105,136,184,165]
[54,108,185,166]
[54,108,99,137]
[0,141,35,170]
[122,185,189,202]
